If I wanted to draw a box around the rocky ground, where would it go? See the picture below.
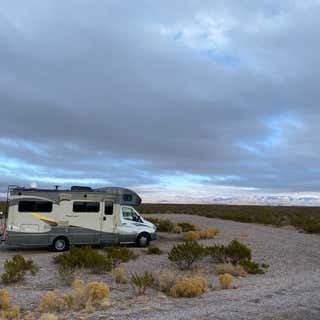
[0,213,319,320]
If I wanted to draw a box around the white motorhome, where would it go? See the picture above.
[4,186,156,251]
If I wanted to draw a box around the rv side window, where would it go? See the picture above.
[123,194,133,202]
[73,201,100,213]
[122,207,139,221]
[104,202,113,215]
[18,201,53,213]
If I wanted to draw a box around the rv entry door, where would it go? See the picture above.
[100,201,116,244]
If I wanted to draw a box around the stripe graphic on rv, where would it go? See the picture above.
[31,213,58,227]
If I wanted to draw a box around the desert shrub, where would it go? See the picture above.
[1,255,38,284]
[0,289,11,310]
[199,227,219,239]
[39,281,109,313]
[54,246,113,274]
[177,222,197,232]
[183,231,200,241]
[240,260,265,275]
[57,265,76,286]
[146,247,162,255]
[214,263,247,277]
[113,267,127,284]
[157,219,175,232]
[205,244,228,263]
[104,247,136,265]
[155,271,176,294]
[219,273,234,289]
[130,272,155,294]
[169,276,207,298]
[168,241,205,270]
[302,223,320,233]
[87,281,109,301]
[173,225,183,233]
[39,290,68,313]
[225,240,251,264]
[0,289,20,319]
[146,217,160,225]
[40,313,59,320]
[0,307,20,320]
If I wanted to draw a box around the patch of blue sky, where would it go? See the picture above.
[0,138,47,156]
[257,113,301,148]
[237,113,302,153]
[205,49,240,66]
[0,156,40,172]
[158,173,211,188]
[19,175,107,185]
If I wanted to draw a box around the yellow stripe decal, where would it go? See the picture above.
[31,213,57,223]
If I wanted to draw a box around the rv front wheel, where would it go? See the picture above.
[52,237,69,252]
[136,233,150,247]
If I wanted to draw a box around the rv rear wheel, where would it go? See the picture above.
[52,237,69,252]
[136,233,150,247]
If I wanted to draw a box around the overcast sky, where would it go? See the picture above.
[1,1,320,205]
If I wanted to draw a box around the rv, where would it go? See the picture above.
[4,186,156,251]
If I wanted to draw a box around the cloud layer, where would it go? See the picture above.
[1,1,320,204]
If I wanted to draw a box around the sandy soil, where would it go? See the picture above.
[0,213,319,320]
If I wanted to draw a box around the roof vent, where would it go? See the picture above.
[71,186,92,191]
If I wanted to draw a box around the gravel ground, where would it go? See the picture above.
[0,213,319,320]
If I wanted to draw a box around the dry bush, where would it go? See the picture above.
[87,281,109,302]
[0,307,20,320]
[155,271,176,294]
[214,263,247,277]
[39,290,68,313]
[219,273,234,289]
[0,289,11,309]
[183,231,200,241]
[40,313,58,320]
[169,276,207,298]
[173,225,183,234]
[113,267,127,284]
[146,247,162,255]
[199,227,219,239]
[39,281,109,313]
[0,289,20,320]
[177,223,197,232]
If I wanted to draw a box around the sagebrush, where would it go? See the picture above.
[168,241,205,270]
[1,255,38,284]
[130,272,155,294]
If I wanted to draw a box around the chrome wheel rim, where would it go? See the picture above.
[55,239,65,251]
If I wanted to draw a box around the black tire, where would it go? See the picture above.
[136,233,150,247]
[51,236,69,252]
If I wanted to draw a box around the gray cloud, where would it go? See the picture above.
[0,0,320,201]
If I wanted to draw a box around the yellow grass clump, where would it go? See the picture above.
[183,231,200,241]
[199,227,219,239]
[173,225,183,234]
[169,276,207,298]
[87,281,109,302]
[40,313,59,320]
[113,267,127,284]
[0,289,20,320]
[155,271,176,293]
[0,289,11,310]
[214,263,247,277]
[219,273,234,289]
[39,281,110,314]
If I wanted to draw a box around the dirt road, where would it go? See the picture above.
[0,214,319,320]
